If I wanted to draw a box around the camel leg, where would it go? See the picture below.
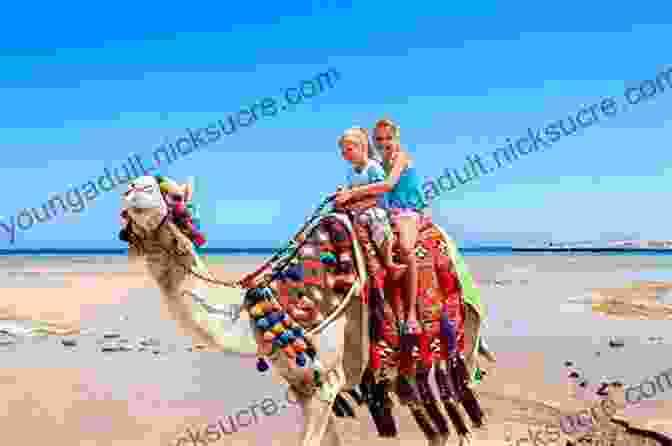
[297,315,348,446]
[405,401,448,446]
[296,365,346,446]
[321,415,343,446]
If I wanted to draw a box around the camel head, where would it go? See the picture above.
[120,175,169,234]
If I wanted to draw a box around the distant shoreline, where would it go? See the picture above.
[1,246,672,255]
[511,247,672,253]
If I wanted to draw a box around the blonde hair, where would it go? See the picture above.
[372,118,401,155]
[338,126,381,161]
[373,118,400,139]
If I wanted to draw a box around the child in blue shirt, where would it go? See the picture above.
[338,127,406,280]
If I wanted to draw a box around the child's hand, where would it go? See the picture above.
[334,190,352,206]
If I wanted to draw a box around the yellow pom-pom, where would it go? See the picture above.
[250,304,264,318]
[271,323,285,334]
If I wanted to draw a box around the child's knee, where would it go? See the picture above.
[398,243,415,258]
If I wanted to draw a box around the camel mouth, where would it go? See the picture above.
[121,176,165,211]
[120,176,169,232]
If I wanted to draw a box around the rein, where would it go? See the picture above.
[123,194,337,291]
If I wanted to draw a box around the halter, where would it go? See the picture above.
[122,210,240,288]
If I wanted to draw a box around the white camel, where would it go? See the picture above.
[119,175,491,446]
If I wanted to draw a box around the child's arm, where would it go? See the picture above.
[344,152,408,201]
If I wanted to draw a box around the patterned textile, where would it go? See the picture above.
[370,224,466,368]
[260,212,477,388]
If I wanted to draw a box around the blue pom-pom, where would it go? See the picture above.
[279,331,291,343]
[296,352,306,367]
[292,327,304,338]
[256,318,270,330]
[256,357,270,372]
[439,312,456,353]
[266,311,282,326]
[285,264,304,281]
[320,252,337,265]
[274,333,289,346]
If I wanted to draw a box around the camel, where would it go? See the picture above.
[119,175,493,446]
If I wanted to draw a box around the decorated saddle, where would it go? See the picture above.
[249,209,484,384]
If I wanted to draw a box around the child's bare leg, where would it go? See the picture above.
[398,215,419,333]
[369,210,406,280]
[383,239,407,280]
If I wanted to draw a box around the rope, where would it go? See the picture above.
[240,194,336,287]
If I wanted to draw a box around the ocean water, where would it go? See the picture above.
[1,247,672,257]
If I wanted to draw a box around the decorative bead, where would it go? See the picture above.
[292,327,304,338]
[274,335,288,347]
[271,323,285,335]
[256,357,270,372]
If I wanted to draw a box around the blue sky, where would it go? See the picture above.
[1,1,671,249]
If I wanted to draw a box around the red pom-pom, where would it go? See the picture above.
[193,232,206,246]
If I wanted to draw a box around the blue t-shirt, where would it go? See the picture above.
[346,160,387,208]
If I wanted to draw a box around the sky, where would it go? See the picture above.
[0,1,671,249]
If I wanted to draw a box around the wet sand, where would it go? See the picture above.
[1,254,672,445]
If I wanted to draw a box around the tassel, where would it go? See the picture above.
[435,367,470,435]
[417,367,450,435]
[395,375,419,405]
[256,357,270,372]
[444,398,471,436]
[371,378,398,437]
[399,332,417,376]
[368,287,386,342]
[410,406,439,440]
[451,356,485,427]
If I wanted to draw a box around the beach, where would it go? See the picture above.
[1,253,672,445]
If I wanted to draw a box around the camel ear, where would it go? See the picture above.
[182,183,193,202]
